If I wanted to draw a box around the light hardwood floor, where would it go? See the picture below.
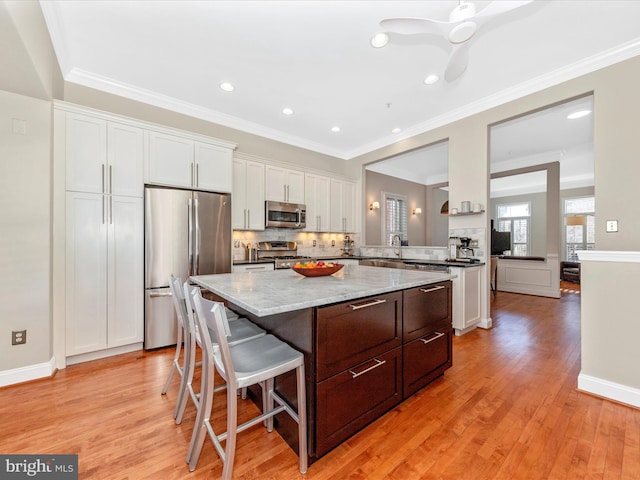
[2,281,638,479]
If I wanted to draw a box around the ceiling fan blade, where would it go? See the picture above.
[380,17,448,37]
[444,43,469,82]
[475,0,534,20]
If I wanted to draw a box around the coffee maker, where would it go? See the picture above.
[458,237,474,258]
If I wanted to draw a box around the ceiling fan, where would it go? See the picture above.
[380,1,533,82]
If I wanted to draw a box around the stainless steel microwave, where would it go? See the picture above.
[265,201,306,229]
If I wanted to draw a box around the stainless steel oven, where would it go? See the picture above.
[265,201,306,229]
[256,241,310,269]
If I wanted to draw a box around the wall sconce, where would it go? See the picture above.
[412,207,422,215]
[369,201,380,211]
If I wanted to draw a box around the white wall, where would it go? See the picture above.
[0,90,51,373]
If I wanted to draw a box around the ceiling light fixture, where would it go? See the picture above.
[219,82,235,92]
[370,32,389,48]
[391,127,401,134]
[567,109,592,120]
[282,107,294,115]
[331,126,341,133]
[424,74,440,85]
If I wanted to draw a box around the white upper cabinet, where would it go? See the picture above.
[108,122,144,197]
[305,173,331,232]
[66,113,143,197]
[233,157,265,230]
[330,179,356,233]
[147,131,194,188]
[194,141,233,193]
[265,165,305,203]
[147,131,233,192]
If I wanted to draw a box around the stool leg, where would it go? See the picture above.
[187,355,211,468]
[296,364,308,474]
[162,326,182,396]
[222,385,239,480]
[175,332,196,424]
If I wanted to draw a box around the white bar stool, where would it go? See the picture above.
[188,289,307,479]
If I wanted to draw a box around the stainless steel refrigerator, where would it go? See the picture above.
[144,186,231,349]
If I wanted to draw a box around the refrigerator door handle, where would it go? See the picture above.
[188,197,193,276]
[194,197,200,275]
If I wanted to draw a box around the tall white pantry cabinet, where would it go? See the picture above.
[62,110,144,358]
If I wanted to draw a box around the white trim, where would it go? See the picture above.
[478,316,492,330]
[52,33,640,160]
[65,343,143,366]
[577,250,640,263]
[578,373,640,409]
[0,357,57,388]
[53,100,237,150]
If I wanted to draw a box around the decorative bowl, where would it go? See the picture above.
[292,264,344,277]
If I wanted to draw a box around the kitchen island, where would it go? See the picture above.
[191,265,453,461]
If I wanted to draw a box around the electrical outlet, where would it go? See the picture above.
[312,240,317,247]
[331,240,336,247]
[606,220,618,232]
[12,330,26,345]
[233,240,240,248]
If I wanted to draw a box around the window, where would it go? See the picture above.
[496,202,530,256]
[564,196,595,261]
[383,192,407,246]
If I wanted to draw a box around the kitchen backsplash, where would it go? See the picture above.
[232,229,360,260]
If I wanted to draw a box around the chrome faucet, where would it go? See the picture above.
[392,234,402,258]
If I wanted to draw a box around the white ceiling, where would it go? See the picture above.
[40,1,640,163]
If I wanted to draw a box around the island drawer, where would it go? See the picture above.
[402,281,451,342]
[315,346,402,456]
[316,291,402,381]
[403,322,452,397]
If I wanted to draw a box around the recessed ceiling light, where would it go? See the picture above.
[331,126,341,133]
[424,74,440,85]
[392,127,401,134]
[219,82,235,92]
[282,107,294,115]
[567,109,592,119]
[370,33,389,48]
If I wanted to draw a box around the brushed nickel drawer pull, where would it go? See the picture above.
[349,298,387,310]
[419,285,446,294]
[420,332,445,345]
[349,359,386,378]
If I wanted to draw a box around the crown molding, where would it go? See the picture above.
[58,36,640,161]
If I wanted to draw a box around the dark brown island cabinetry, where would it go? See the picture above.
[315,291,403,456]
[230,280,452,461]
[402,282,453,397]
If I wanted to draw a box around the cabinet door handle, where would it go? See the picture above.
[420,331,445,345]
[102,195,106,224]
[196,163,199,186]
[109,165,112,194]
[349,358,386,379]
[348,298,386,310]
[247,209,250,229]
[419,285,445,294]
[101,164,105,194]
[109,196,113,225]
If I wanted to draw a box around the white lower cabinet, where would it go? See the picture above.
[450,265,482,335]
[66,192,143,356]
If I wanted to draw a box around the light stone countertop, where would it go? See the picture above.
[191,264,452,317]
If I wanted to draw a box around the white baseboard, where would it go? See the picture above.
[478,316,492,329]
[578,373,640,409]
[0,357,57,388]
[65,343,143,366]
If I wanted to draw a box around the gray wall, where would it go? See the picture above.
[365,170,426,246]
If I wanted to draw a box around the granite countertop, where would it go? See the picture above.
[191,265,451,317]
